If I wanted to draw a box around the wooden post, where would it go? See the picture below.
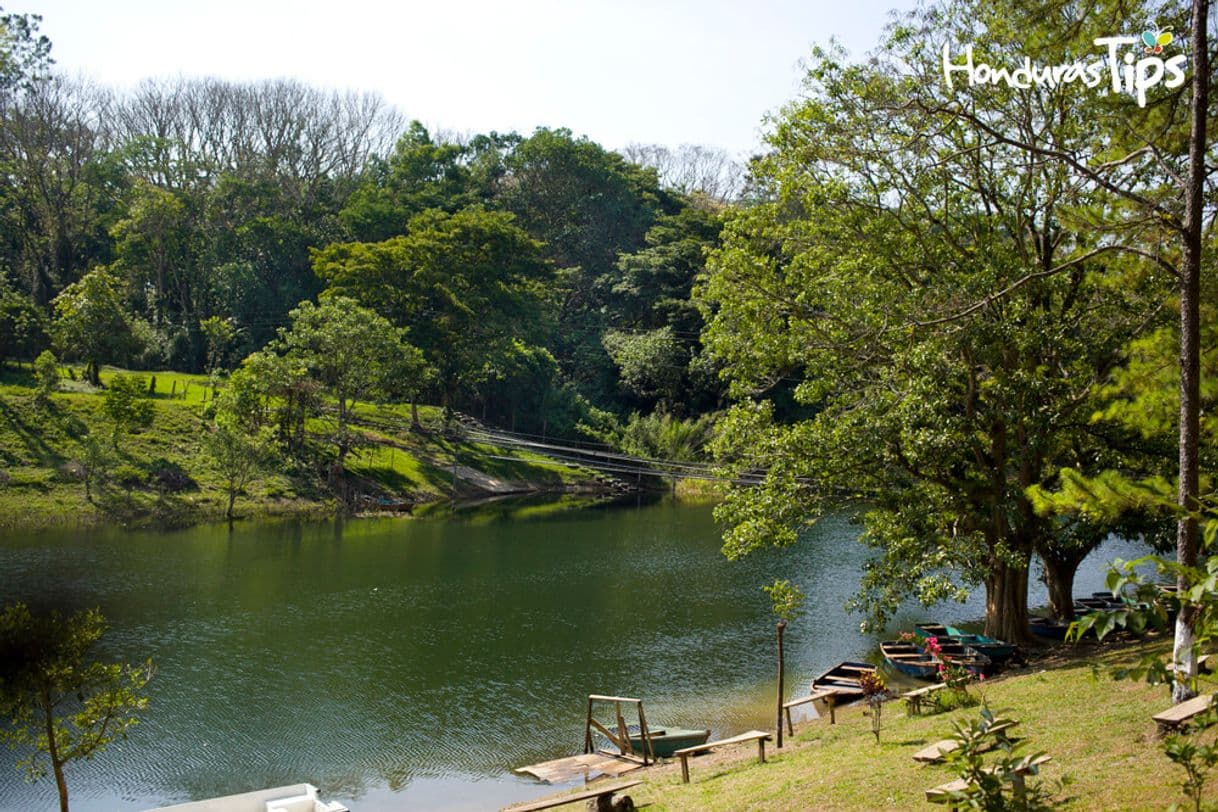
[776,619,786,748]
[616,702,631,755]
[584,696,595,754]
[636,701,654,765]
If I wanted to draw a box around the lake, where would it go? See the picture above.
[0,498,1149,811]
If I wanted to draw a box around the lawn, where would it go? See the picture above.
[599,638,1210,810]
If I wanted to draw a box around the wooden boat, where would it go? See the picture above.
[913,623,1017,663]
[150,783,348,812]
[1028,615,1070,639]
[811,660,875,697]
[623,725,710,758]
[880,641,939,679]
[1074,596,1120,613]
[932,641,993,676]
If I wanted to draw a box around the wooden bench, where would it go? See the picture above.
[782,686,857,730]
[1153,693,1216,735]
[501,779,642,811]
[925,755,1052,805]
[911,720,1020,763]
[902,682,947,715]
[672,730,772,784]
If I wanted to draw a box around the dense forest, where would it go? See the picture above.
[0,20,743,441]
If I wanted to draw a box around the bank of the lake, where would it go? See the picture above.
[561,636,1204,810]
[0,500,1152,811]
[0,365,616,532]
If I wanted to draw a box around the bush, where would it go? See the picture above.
[101,374,154,449]
[33,350,58,406]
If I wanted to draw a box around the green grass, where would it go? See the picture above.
[0,363,607,529]
[619,638,1211,810]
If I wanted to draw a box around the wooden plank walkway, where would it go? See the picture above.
[514,752,644,784]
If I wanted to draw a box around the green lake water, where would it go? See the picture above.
[0,499,1147,811]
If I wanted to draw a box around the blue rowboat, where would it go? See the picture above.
[914,623,1017,663]
[1028,615,1071,639]
[880,641,939,680]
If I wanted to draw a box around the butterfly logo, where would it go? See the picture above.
[1142,26,1174,54]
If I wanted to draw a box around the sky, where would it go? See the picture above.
[29,0,910,157]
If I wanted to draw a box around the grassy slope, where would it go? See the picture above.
[615,638,1208,810]
[0,364,601,530]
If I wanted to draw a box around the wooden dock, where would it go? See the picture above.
[514,752,645,783]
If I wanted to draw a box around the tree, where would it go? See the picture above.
[275,296,419,465]
[916,0,1212,698]
[0,7,52,96]
[33,348,56,407]
[109,181,193,328]
[496,128,671,404]
[698,8,1169,642]
[339,121,478,242]
[100,373,153,450]
[764,579,804,749]
[74,434,109,503]
[204,393,276,522]
[602,327,687,412]
[0,281,48,365]
[0,602,151,812]
[198,315,236,375]
[51,268,138,386]
[314,206,551,416]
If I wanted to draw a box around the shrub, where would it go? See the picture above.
[33,350,58,407]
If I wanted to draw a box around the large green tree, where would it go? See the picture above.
[314,205,550,416]
[700,9,1171,642]
[276,296,423,465]
[51,267,139,385]
[907,0,1214,697]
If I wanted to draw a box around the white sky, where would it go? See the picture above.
[28,0,909,156]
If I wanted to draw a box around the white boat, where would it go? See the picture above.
[146,783,348,812]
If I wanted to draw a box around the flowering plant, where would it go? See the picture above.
[859,671,889,743]
[859,671,888,699]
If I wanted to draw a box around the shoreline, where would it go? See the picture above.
[513,633,1204,810]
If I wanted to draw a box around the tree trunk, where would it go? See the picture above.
[226,486,236,522]
[776,620,786,749]
[411,400,420,430]
[42,691,69,812]
[1040,554,1076,622]
[1174,0,1209,705]
[984,555,1030,643]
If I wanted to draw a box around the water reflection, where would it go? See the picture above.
[0,501,1151,811]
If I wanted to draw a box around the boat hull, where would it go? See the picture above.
[914,623,1016,663]
[880,641,939,680]
[811,661,875,700]
[1028,615,1070,640]
[627,727,710,758]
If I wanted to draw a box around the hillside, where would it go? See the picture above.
[0,364,613,531]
